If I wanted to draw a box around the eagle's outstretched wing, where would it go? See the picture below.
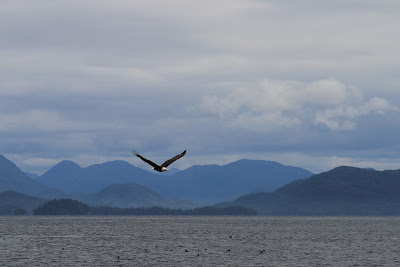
[132,150,160,169]
[161,150,186,167]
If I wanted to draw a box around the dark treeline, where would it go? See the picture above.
[34,199,90,215]
[33,198,257,216]
[90,205,257,216]
[0,206,28,215]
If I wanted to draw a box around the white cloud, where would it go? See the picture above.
[200,78,397,131]
[229,111,302,132]
[315,97,397,130]
[304,79,363,105]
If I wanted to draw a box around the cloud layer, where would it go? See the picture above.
[200,78,396,131]
[1,0,400,174]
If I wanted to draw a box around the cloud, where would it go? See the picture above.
[1,0,400,174]
[315,97,398,130]
[304,79,363,105]
[162,55,252,77]
[0,110,65,132]
[199,78,397,131]
[79,65,165,86]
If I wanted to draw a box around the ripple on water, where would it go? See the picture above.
[0,216,400,266]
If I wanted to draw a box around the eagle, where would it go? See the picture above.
[132,149,186,172]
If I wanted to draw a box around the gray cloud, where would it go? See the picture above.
[1,0,400,174]
[199,78,397,131]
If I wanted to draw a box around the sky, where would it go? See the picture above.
[1,0,400,174]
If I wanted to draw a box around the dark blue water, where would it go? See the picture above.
[1,216,400,266]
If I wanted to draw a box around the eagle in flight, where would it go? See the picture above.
[132,149,186,172]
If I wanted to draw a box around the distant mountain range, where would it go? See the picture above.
[149,167,181,176]
[71,183,197,209]
[8,154,400,215]
[0,154,313,209]
[24,172,39,179]
[0,190,46,215]
[37,160,160,193]
[216,166,400,215]
[36,158,313,205]
[0,155,61,198]
[0,156,195,210]
[158,159,313,204]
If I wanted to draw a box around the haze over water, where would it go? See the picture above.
[1,216,400,266]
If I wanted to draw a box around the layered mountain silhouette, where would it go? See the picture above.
[159,159,313,204]
[3,154,400,215]
[149,167,181,176]
[37,158,313,205]
[0,155,61,198]
[72,183,197,209]
[37,160,164,193]
[217,166,400,215]
[0,155,194,209]
[24,172,39,179]
[0,190,46,215]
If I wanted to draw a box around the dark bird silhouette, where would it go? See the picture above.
[132,149,186,172]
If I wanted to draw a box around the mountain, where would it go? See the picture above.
[37,160,165,193]
[37,158,313,205]
[0,190,47,215]
[75,183,196,209]
[0,155,61,198]
[217,166,400,215]
[276,166,400,201]
[24,172,39,179]
[149,167,181,176]
[2,155,313,209]
[36,161,196,208]
[160,159,313,205]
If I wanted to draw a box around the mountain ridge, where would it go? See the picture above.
[75,183,197,209]
[0,190,47,215]
[161,159,313,204]
[36,158,313,205]
[37,159,162,193]
[0,155,60,197]
[217,166,400,215]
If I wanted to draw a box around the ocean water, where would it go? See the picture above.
[1,216,400,266]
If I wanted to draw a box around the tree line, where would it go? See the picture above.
[33,198,257,216]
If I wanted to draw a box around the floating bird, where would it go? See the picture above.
[132,149,186,172]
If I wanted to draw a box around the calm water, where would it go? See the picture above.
[1,216,400,266]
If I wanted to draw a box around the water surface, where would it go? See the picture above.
[1,216,400,266]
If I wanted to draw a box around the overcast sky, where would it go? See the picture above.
[1,0,400,174]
